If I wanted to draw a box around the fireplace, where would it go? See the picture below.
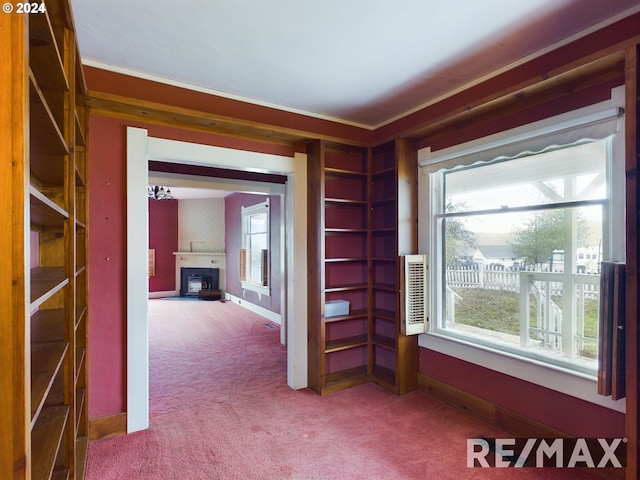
[180,268,219,296]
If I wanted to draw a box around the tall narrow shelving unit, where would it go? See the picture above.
[1,1,88,478]
[370,142,400,391]
[370,139,419,394]
[308,138,419,395]
[308,140,371,394]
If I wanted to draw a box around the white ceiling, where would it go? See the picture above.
[71,0,640,129]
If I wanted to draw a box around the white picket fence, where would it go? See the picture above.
[446,266,600,358]
[446,266,519,292]
[446,266,599,298]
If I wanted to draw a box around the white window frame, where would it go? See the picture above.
[417,86,626,411]
[241,198,270,297]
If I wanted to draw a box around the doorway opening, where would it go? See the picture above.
[126,127,308,433]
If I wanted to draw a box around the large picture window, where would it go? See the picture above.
[420,93,625,377]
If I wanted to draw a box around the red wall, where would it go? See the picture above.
[421,350,625,437]
[88,115,128,418]
[148,199,178,292]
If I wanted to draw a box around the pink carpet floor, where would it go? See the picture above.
[85,299,605,479]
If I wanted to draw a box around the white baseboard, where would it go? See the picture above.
[225,293,281,325]
[148,290,179,299]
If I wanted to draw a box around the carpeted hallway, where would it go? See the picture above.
[86,299,603,479]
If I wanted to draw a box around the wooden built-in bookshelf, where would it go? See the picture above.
[307,139,418,395]
[1,0,88,478]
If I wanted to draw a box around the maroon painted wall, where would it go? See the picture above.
[148,199,178,292]
[421,350,625,437]
[88,114,128,418]
[224,193,282,314]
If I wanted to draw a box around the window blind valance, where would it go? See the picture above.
[419,101,623,174]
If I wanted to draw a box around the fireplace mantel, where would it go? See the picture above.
[174,251,226,294]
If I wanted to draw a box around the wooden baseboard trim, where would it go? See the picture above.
[89,413,128,442]
[418,374,565,438]
[418,374,625,479]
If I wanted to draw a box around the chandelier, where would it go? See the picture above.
[148,185,173,200]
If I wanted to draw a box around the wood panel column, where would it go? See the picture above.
[0,11,28,480]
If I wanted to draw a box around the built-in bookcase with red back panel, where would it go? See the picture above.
[308,140,372,394]
[370,139,420,394]
[308,138,418,395]
[370,141,400,389]
[0,1,89,478]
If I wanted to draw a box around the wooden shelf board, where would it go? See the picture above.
[31,405,69,480]
[371,198,396,207]
[325,228,368,234]
[325,335,368,353]
[30,185,69,227]
[76,218,87,230]
[323,366,369,394]
[75,347,86,385]
[29,11,69,92]
[371,167,396,178]
[370,227,396,233]
[74,110,86,147]
[372,257,397,263]
[373,334,396,351]
[75,46,88,94]
[31,342,69,425]
[51,469,70,480]
[324,257,368,263]
[324,197,368,206]
[372,283,397,292]
[75,306,87,330]
[75,388,86,430]
[323,308,368,323]
[29,71,69,169]
[75,163,87,188]
[75,264,86,277]
[372,309,396,321]
[324,167,368,178]
[31,308,65,343]
[324,283,369,293]
[31,267,69,311]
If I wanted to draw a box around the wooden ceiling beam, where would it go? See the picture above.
[86,90,371,150]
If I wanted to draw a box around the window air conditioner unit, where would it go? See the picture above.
[400,255,428,335]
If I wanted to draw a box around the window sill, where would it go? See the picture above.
[241,281,270,298]
[418,331,625,413]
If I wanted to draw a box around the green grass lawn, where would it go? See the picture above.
[452,288,599,358]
